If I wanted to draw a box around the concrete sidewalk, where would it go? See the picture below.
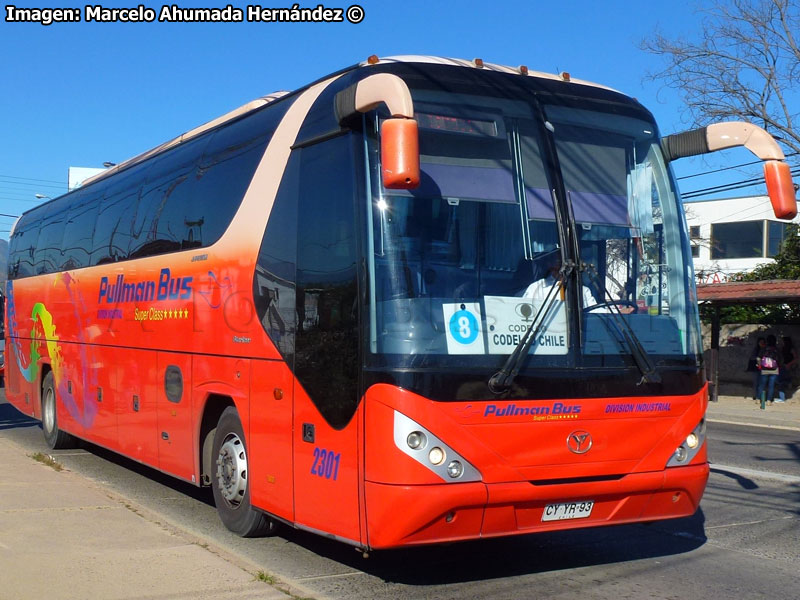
[708,394,800,431]
[0,436,294,600]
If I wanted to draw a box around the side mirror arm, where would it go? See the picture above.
[662,121,796,219]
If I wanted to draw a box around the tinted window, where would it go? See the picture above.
[294,134,359,429]
[91,162,150,265]
[130,135,209,258]
[9,96,295,278]
[254,152,300,360]
[711,220,763,259]
[8,214,39,279]
[182,106,287,247]
[767,221,788,257]
[33,199,69,275]
[61,189,100,271]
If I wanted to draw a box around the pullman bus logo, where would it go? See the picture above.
[567,430,593,454]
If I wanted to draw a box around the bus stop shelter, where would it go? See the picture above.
[697,279,800,401]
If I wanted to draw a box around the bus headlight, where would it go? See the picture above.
[667,418,706,467]
[393,411,481,483]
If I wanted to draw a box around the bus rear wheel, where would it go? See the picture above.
[210,406,277,537]
[41,372,75,450]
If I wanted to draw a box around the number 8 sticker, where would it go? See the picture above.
[449,306,479,344]
[442,302,485,355]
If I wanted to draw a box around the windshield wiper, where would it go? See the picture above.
[488,275,564,395]
[583,263,661,385]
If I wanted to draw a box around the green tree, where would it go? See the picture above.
[643,0,800,156]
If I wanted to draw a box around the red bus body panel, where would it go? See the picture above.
[363,384,708,548]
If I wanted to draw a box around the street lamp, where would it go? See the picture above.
[34,194,51,200]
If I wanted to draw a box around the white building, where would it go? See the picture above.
[683,195,798,284]
[68,166,106,191]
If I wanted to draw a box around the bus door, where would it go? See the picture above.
[292,380,362,543]
[156,352,194,481]
[290,134,362,544]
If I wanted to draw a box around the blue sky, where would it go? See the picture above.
[0,0,779,236]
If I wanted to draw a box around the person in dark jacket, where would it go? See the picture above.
[776,336,797,402]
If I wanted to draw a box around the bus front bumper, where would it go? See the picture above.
[364,462,708,549]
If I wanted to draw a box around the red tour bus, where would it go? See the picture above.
[4,56,796,550]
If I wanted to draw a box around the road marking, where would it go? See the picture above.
[705,516,795,530]
[711,463,800,484]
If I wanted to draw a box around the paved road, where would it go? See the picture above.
[2,395,798,600]
[708,421,800,478]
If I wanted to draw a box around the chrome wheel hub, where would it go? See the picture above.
[43,387,55,435]
[216,432,247,507]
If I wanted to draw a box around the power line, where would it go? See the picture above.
[0,180,66,191]
[0,173,64,185]
[0,212,20,219]
[682,166,800,200]
[676,152,800,180]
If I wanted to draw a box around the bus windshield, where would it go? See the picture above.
[364,76,702,375]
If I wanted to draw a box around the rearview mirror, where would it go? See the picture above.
[764,160,797,220]
[381,118,420,190]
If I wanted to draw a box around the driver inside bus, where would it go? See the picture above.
[522,254,606,311]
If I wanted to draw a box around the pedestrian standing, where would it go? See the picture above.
[756,334,780,404]
[748,337,766,400]
[776,336,797,402]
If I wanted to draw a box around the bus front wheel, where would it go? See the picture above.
[211,406,277,537]
[41,372,76,450]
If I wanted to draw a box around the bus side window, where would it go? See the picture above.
[254,151,301,361]
[34,200,69,275]
[8,217,40,279]
[91,161,151,266]
[186,109,282,248]
[129,135,209,259]
[61,189,98,271]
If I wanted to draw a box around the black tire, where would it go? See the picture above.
[210,406,277,537]
[41,372,76,450]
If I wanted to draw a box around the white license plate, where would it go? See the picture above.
[541,500,594,522]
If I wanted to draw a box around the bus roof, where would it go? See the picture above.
[369,55,620,94]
